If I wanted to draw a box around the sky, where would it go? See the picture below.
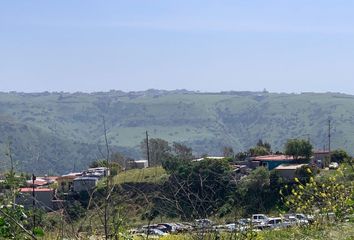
[0,0,354,94]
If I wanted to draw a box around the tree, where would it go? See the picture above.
[156,158,233,219]
[140,138,171,166]
[285,139,313,160]
[283,168,354,223]
[331,149,350,163]
[110,152,128,169]
[236,167,274,214]
[295,165,317,183]
[256,139,271,152]
[235,151,248,161]
[172,142,193,160]
[249,146,269,156]
[222,146,234,158]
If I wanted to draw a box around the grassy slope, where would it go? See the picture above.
[1,90,354,174]
[113,166,168,184]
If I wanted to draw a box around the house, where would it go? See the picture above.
[73,177,99,192]
[274,164,308,180]
[313,150,331,168]
[84,167,110,178]
[57,172,82,192]
[250,155,296,170]
[16,188,54,211]
[128,160,148,169]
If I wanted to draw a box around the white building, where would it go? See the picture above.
[73,177,99,192]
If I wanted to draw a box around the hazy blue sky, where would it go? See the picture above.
[1,1,354,93]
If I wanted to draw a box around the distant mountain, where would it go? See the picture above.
[0,90,353,174]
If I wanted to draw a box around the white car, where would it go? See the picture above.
[195,219,214,228]
[225,223,248,232]
[266,217,287,229]
[251,214,269,225]
[295,213,314,223]
[329,162,339,169]
[292,216,308,225]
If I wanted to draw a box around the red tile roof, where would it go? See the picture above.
[19,188,53,193]
[26,179,48,186]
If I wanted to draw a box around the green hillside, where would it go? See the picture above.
[0,90,353,174]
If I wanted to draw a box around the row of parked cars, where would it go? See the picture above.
[196,213,314,232]
[130,213,316,237]
[130,223,194,237]
[245,213,313,230]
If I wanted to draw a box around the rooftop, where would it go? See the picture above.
[74,176,99,181]
[133,160,148,163]
[274,164,308,170]
[192,156,225,162]
[19,188,53,193]
[251,155,294,161]
[58,172,82,180]
[314,150,331,154]
[26,179,49,186]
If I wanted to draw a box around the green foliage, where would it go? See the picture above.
[0,171,45,239]
[33,227,44,237]
[113,166,167,184]
[89,159,121,176]
[162,156,186,174]
[295,164,317,183]
[282,166,354,222]
[331,149,351,163]
[172,142,193,160]
[235,167,282,214]
[64,200,86,221]
[249,146,270,157]
[235,152,248,161]
[257,139,272,152]
[141,138,172,167]
[285,139,313,160]
[156,158,233,219]
[222,146,234,158]
[0,206,30,239]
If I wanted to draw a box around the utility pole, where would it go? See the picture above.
[32,174,36,234]
[328,119,331,153]
[102,116,109,240]
[146,131,150,168]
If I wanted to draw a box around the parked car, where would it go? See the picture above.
[251,214,269,225]
[295,213,314,224]
[265,217,288,229]
[283,214,309,226]
[155,224,170,233]
[150,228,168,236]
[195,219,214,228]
[287,216,308,226]
[176,223,193,232]
[213,224,229,231]
[238,218,251,226]
[224,223,248,232]
[329,162,339,169]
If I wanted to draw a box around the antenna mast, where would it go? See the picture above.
[146,131,150,167]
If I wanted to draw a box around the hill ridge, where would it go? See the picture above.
[0,90,353,174]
